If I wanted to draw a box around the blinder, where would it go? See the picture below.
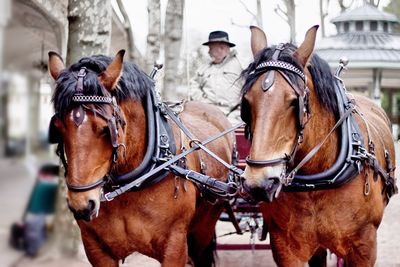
[49,114,62,144]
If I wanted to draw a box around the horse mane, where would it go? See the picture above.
[241,43,338,115]
[52,55,154,118]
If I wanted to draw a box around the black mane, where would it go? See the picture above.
[52,55,154,118]
[240,43,338,115]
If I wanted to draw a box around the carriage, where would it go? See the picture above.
[47,25,397,267]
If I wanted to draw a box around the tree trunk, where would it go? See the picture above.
[285,0,296,43]
[163,0,185,101]
[256,0,263,28]
[366,0,380,6]
[47,0,113,258]
[66,0,112,65]
[146,0,161,73]
[275,0,296,43]
[319,0,329,37]
[116,0,144,66]
[0,0,10,157]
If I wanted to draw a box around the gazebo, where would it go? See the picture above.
[316,4,400,129]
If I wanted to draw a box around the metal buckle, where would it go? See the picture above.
[77,67,87,77]
[103,192,114,202]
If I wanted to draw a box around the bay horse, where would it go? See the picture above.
[47,50,235,267]
[240,25,398,266]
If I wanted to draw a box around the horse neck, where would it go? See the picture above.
[115,100,147,174]
[297,89,340,171]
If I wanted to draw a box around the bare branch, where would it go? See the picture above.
[274,4,289,24]
[116,0,142,62]
[231,18,254,28]
[237,0,262,27]
[338,0,354,12]
[239,0,257,18]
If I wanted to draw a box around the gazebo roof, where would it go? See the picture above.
[316,4,400,69]
[331,4,398,23]
[317,33,400,68]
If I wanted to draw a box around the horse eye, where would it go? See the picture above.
[290,99,298,107]
[100,127,109,137]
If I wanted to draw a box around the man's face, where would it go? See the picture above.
[208,42,230,64]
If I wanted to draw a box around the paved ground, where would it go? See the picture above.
[1,144,400,267]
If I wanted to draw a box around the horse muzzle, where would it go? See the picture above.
[67,199,99,222]
[241,176,282,203]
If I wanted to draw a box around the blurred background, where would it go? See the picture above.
[1,0,400,266]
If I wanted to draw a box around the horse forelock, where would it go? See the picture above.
[51,54,154,119]
[240,44,339,116]
[240,44,303,123]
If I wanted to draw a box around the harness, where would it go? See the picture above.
[243,44,397,198]
[49,65,243,202]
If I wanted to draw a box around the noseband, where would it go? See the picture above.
[245,44,310,184]
[54,67,126,192]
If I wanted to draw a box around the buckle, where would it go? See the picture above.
[77,67,87,77]
[103,192,114,202]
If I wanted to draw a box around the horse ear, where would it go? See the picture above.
[48,51,65,80]
[250,25,267,58]
[99,49,125,91]
[293,25,319,66]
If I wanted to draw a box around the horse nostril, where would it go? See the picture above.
[87,200,96,212]
[266,178,279,189]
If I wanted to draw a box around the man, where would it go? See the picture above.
[190,30,243,124]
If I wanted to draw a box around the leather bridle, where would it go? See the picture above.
[244,44,311,181]
[50,67,126,192]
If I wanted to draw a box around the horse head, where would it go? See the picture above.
[48,50,127,221]
[240,26,320,202]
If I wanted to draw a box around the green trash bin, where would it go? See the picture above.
[26,163,59,215]
[26,180,58,214]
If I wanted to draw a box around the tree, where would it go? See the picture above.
[146,0,161,73]
[66,0,112,65]
[46,0,113,258]
[275,0,296,43]
[236,0,263,28]
[319,0,330,37]
[116,0,144,66]
[365,0,381,6]
[338,0,354,12]
[384,0,400,32]
[163,0,185,100]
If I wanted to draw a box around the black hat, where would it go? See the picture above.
[202,30,236,47]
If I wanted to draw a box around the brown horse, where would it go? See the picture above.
[240,25,398,266]
[48,50,234,267]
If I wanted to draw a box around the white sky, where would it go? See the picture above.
[119,0,390,64]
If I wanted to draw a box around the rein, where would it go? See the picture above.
[103,121,244,201]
